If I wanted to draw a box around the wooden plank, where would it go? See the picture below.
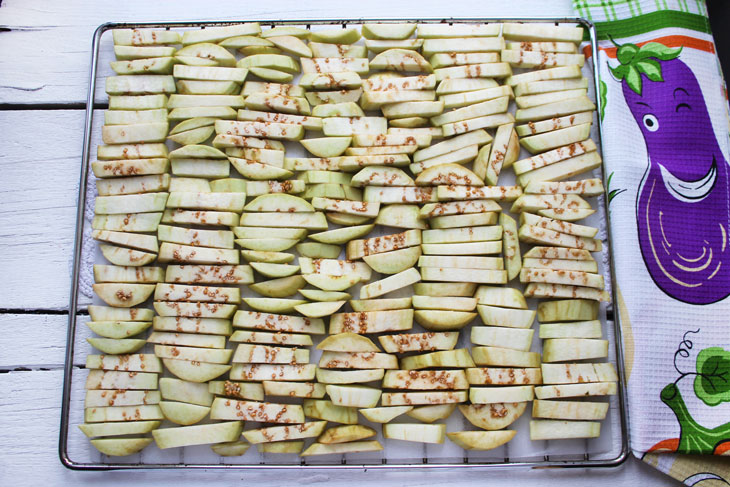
[0,314,75,368]
[0,0,575,104]
[0,369,80,478]
[0,313,98,368]
[0,109,100,309]
[0,369,669,486]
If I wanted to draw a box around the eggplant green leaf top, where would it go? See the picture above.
[609,40,683,94]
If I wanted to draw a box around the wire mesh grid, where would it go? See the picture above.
[60,17,630,470]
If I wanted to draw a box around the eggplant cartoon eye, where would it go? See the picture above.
[642,114,659,132]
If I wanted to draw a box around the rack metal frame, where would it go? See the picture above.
[60,17,630,471]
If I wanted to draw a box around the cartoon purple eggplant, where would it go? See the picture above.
[612,41,730,304]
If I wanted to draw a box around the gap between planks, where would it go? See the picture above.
[0,308,78,315]
[0,103,107,110]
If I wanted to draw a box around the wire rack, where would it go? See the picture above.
[60,17,630,471]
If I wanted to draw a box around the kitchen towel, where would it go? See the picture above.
[572,0,729,484]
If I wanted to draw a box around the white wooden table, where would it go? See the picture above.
[0,0,679,484]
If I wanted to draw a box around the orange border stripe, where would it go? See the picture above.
[583,35,716,59]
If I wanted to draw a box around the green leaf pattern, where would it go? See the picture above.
[694,347,730,406]
[636,59,663,82]
[617,44,638,64]
[606,171,626,205]
[625,66,643,95]
[638,42,683,61]
[608,39,682,94]
[665,335,730,454]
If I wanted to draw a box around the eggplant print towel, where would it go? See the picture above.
[572,0,729,484]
